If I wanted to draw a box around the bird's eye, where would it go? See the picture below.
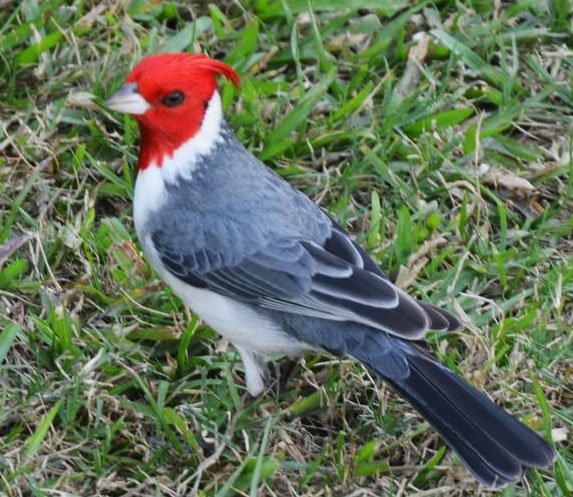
[161,91,185,107]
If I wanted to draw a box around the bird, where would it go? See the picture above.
[104,52,555,488]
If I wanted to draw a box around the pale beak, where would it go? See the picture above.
[105,83,151,115]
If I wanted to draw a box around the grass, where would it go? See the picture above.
[0,0,572,495]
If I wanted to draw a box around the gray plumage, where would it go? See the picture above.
[136,120,554,488]
[144,123,450,338]
[104,54,554,488]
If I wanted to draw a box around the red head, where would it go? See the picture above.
[106,53,240,169]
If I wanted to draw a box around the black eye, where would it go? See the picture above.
[161,91,185,107]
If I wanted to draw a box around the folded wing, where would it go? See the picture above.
[152,218,459,339]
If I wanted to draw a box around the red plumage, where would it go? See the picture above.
[124,53,239,170]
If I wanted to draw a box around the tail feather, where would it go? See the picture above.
[280,314,554,487]
[355,346,555,488]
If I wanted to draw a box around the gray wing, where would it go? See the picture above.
[151,218,459,339]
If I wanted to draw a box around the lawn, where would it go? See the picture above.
[0,1,571,496]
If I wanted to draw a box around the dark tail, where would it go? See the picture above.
[355,346,555,488]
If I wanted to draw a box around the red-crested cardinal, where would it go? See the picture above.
[105,53,555,488]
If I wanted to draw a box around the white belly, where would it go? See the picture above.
[143,241,311,357]
[132,159,312,358]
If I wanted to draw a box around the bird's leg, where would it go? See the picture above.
[233,344,270,398]
[277,357,298,395]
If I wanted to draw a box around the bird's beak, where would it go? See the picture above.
[105,82,151,115]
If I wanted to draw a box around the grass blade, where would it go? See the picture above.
[430,29,507,88]
[261,67,336,159]
[25,400,63,458]
[0,323,20,364]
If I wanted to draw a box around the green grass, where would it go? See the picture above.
[0,0,572,495]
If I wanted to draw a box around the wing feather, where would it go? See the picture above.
[151,215,453,338]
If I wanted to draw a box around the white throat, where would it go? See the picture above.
[133,91,224,238]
